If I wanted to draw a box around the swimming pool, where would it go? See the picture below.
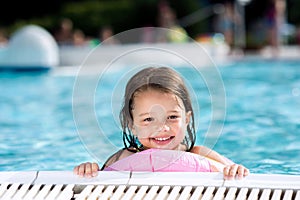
[0,58,299,175]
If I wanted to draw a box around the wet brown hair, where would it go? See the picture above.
[120,66,196,152]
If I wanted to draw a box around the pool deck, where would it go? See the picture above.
[58,43,300,66]
[52,43,300,77]
[0,171,300,199]
[1,171,300,189]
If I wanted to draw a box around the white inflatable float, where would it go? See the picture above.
[0,24,59,70]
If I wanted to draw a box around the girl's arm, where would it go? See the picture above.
[191,145,234,165]
[191,145,249,180]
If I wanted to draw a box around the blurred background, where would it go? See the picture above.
[0,0,298,52]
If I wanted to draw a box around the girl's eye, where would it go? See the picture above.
[168,115,179,120]
[143,117,154,122]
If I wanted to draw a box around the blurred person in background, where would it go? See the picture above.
[266,0,278,55]
[72,29,88,46]
[157,0,189,43]
[0,27,8,47]
[265,0,286,57]
[54,18,74,46]
[213,1,240,55]
[99,25,120,45]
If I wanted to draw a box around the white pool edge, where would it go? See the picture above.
[0,171,299,190]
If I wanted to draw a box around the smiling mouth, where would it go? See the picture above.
[152,136,175,141]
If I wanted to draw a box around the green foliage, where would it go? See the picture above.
[3,0,208,40]
[168,0,208,38]
[288,0,300,25]
[4,16,57,36]
[61,0,137,36]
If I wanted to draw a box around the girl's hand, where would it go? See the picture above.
[223,164,250,180]
[73,162,99,178]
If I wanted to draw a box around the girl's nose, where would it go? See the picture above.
[159,123,170,132]
[164,124,170,131]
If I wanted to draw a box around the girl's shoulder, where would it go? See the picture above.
[101,148,135,170]
[119,148,136,159]
[190,145,204,153]
[106,148,135,163]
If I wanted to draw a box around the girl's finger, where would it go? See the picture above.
[73,166,79,175]
[84,162,93,177]
[223,165,231,179]
[237,165,245,179]
[78,163,87,177]
[91,162,99,177]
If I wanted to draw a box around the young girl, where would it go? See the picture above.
[74,66,249,180]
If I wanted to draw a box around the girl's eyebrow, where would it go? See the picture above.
[138,110,180,117]
[168,110,180,113]
[138,112,150,117]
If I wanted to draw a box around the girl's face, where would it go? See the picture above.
[131,89,191,150]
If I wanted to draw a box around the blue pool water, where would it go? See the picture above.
[0,58,299,175]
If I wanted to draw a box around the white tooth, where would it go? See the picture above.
[155,137,170,141]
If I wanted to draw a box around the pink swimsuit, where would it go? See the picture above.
[103,148,212,172]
